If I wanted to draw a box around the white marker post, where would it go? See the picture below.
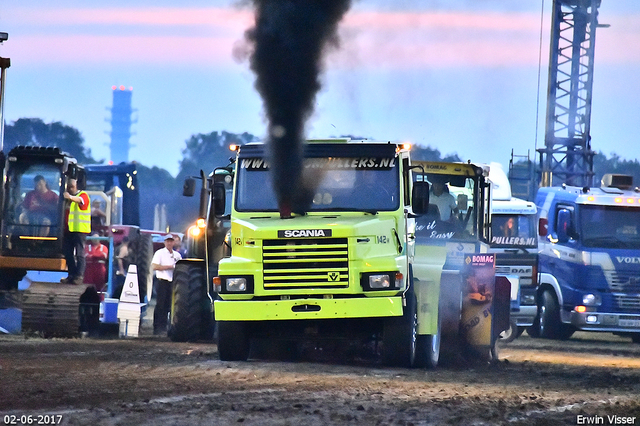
[116,265,143,337]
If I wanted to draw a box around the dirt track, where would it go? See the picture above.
[1,330,640,426]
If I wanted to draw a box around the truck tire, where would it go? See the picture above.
[218,321,250,361]
[168,262,212,342]
[382,290,417,368]
[415,309,441,369]
[539,290,575,340]
[631,334,640,344]
[499,320,520,343]
[130,233,153,302]
[526,321,541,338]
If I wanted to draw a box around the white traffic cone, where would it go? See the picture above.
[117,265,143,337]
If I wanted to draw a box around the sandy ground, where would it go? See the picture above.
[1,327,640,426]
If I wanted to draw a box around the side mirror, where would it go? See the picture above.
[556,209,571,243]
[411,181,430,216]
[67,163,78,180]
[76,169,87,191]
[212,182,226,217]
[183,178,196,197]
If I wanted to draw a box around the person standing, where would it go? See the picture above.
[151,235,182,335]
[173,235,187,258]
[61,178,91,285]
[113,236,130,299]
[84,233,109,292]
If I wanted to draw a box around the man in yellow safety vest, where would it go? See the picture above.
[61,178,91,285]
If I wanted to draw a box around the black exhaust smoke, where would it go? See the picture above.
[245,0,352,218]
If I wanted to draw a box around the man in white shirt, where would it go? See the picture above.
[430,181,458,221]
[151,235,182,335]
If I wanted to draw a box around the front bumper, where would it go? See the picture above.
[215,296,404,321]
[510,305,537,328]
[571,310,640,332]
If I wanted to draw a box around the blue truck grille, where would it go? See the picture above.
[606,272,640,293]
[612,294,640,313]
[262,238,349,289]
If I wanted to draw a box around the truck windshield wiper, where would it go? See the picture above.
[326,207,378,214]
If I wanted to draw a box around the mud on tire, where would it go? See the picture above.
[169,262,212,342]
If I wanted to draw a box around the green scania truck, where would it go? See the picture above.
[172,139,509,367]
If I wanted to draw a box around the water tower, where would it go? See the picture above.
[108,86,136,164]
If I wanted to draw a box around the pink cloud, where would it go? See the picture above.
[4,7,639,69]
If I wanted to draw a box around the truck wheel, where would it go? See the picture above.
[526,320,541,338]
[539,290,574,340]
[382,291,417,368]
[499,320,520,343]
[218,321,250,361]
[415,310,441,369]
[168,262,211,342]
[131,233,153,303]
[631,334,640,344]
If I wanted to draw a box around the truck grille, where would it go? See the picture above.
[495,266,534,287]
[606,272,640,293]
[262,238,349,289]
[612,294,640,312]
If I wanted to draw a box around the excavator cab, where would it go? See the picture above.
[0,146,92,336]
[0,146,82,290]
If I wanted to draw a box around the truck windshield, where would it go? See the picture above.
[490,214,537,247]
[414,174,478,241]
[235,157,400,212]
[4,162,62,237]
[580,205,640,249]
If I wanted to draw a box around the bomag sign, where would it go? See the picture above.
[278,229,332,238]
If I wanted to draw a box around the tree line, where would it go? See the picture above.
[5,117,639,232]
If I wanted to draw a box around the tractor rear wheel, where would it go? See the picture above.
[130,233,153,302]
[168,262,212,342]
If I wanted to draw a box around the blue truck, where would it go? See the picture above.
[533,174,640,342]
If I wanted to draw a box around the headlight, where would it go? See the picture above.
[521,294,536,305]
[216,275,253,294]
[362,272,402,291]
[226,277,247,292]
[582,293,602,306]
[369,274,391,289]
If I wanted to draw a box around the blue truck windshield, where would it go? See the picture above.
[235,157,400,212]
[580,205,640,249]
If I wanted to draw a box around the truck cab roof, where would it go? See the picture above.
[537,184,640,208]
[492,198,537,215]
